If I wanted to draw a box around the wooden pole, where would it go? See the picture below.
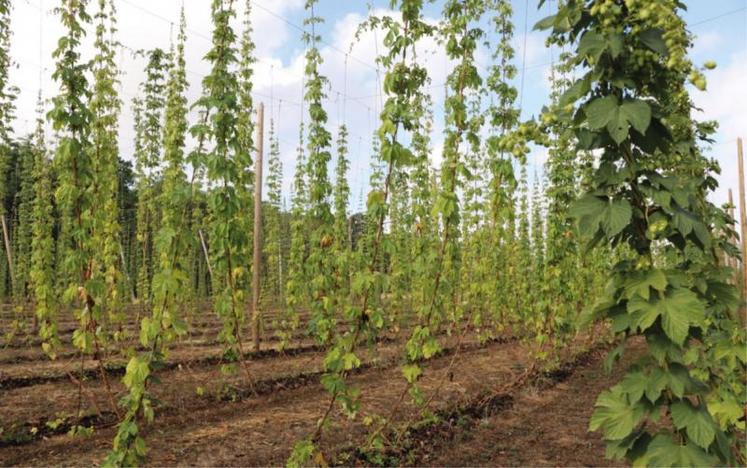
[1,214,14,293]
[737,138,747,322]
[728,189,737,272]
[251,103,264,351]
[198,229,214,283]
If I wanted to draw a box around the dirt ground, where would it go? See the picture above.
[0,312,637,467]
[413,339,644,467]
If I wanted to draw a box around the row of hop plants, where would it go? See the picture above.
[0,0,742,465]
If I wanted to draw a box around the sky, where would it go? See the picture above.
[6,0,747,213]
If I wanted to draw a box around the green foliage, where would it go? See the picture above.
[332,124,351,299]
[408,0,486,375]
[283,122,307,346]
[541,52,591,348]
[0,1,739,466]
[13,136,34,299]
[107,7,195,465]
[537,0,746,464]
[90,0,123,329]
[480,0,524,332]
[0,0,17,231]
[408,99,436,328]
[30,96,59,357]
[289,1,434,463]
[302,0,336,346]
[48,0,99,355]
[191,0,253,373]
[515,163,532,324]
[158,6,191,296]
[236,0,256,295]
[134,48,168,304]
[263,118,284,306]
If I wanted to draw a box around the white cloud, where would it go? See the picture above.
[7,0,304,145]
[690,31,724,59]
[692,50,747,208]
[530,146,550,168]
[513,30,548,69]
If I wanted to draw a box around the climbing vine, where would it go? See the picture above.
[13,130,34,301]
[477,0,523,333]
[48,0,123,430]
[332,123,351,300]
[108,34,200,468]
[157,5,190,288]
[541,51,584,348]
[30,94,59,357]
[302,0,336,346]
[192,0,254,377]
[408,96,436,333]
[283,122,308,347]
[264,117,283,305]
[237,0,256,297]
[0,1,742,466]
[90,0,123,331]
[0,0,17,302]
[537,0,746,464]
[134,48,167,305]
[288,1,433,464]
[403,0,486,401]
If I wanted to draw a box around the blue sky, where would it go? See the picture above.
[7,0,747,211]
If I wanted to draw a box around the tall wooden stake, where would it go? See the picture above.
[198,229,214,283]
[728,189,737,272]
[737,138,747,322]
[1,214,14,293]
[251,103,264,351]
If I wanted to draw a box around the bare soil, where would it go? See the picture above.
[410,338,645,467]
[0,313,632,467]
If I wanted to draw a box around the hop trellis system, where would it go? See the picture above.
[0,0,744,466]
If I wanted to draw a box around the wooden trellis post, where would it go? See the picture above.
[727,189,737,273]
[198,229,214,283]
[737,138,747,322]
[1,214,13,293]
[251,103,264,351]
